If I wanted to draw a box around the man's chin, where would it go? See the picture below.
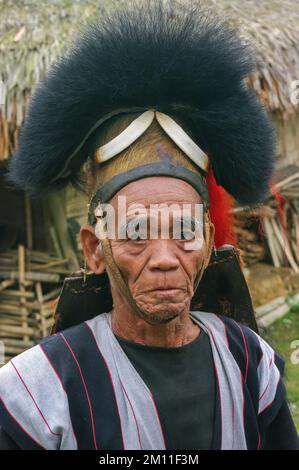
[134,300,187,325]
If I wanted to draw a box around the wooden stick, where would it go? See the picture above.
[42,288,62,302]
[2,339,34,347]
[263,217,281,267]
[0,289,35,299]
[275,172,299,190]
[270,218,299,272]
[49,225,64,258]
[25,192,33,251]
[0,271,61,283]
[30,259,68,271]
[47,192,79,271]
[0,317,37,327]
[291,240,299,264]
[0,279,15,292]
[35,282,48,338]
[18,244,29,343]
[0,324,35,337]
[23,251,64,262]
[3,346,34,356]
[255,296,286,319]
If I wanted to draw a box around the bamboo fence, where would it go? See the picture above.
[0,245,67,364]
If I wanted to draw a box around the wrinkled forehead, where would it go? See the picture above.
[93,176,206,244]
[109,176,203,208]
[87,161,209,226]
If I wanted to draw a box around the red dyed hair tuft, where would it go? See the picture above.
[206,167,236,248]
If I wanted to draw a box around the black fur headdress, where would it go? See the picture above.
[7,0,275,205]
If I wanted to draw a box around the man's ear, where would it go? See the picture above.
[80,224,106,274]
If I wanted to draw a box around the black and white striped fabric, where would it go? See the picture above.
[0,311,286,450]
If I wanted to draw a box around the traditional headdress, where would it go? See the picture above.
[6,1,276,332]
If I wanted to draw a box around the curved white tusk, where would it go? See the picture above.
[95,110,155,163]
[155,111,209,173]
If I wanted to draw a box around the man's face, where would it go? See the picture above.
[102,177,213,325]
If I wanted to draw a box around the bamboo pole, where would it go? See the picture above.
[30,259,68,271]
[42,287,62,302]
[0,324,35,337]
[270,218,299,272]
[35,282,48,338]
[263,217,281,267]
[0,271,60,283]
[47,191,80,272]
[25,192,33,251]
[0,279,15,292]
[18,244,29,343]
[0,289,35,299]
[3,339,34,348]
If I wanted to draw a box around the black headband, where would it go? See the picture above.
[88,162,209,225]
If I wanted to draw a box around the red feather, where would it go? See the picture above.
[206,168,236,248]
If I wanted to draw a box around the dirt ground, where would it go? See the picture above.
[244,263,299,307]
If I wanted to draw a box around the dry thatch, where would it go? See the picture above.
[0,0,118,160]
[207,0,299,116]
[0,0,299,160]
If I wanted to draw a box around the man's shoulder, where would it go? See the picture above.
[191,310,259,342]
[0,340,44,380]
[191,310,267,363]
[40,320,87,347]
[0,320,87,379]
[217,314,260,343]
[0,328,78,450]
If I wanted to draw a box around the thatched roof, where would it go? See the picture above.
[208,0,299,116]
[0,0,299,160]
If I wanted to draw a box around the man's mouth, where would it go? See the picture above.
[146,287,184,295]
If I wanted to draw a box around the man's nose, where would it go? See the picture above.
[147,240,180,271]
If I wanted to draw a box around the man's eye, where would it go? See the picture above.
[129,230,148,241]
[180,230,195,240]
[126,221,148,241]
[130,233,146,241]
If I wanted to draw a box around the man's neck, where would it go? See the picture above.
[110,303,200,348]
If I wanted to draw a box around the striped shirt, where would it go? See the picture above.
[0,311,286,450]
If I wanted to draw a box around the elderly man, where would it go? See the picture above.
[0,1,298,450]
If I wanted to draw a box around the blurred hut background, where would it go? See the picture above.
[0,0,299,360]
